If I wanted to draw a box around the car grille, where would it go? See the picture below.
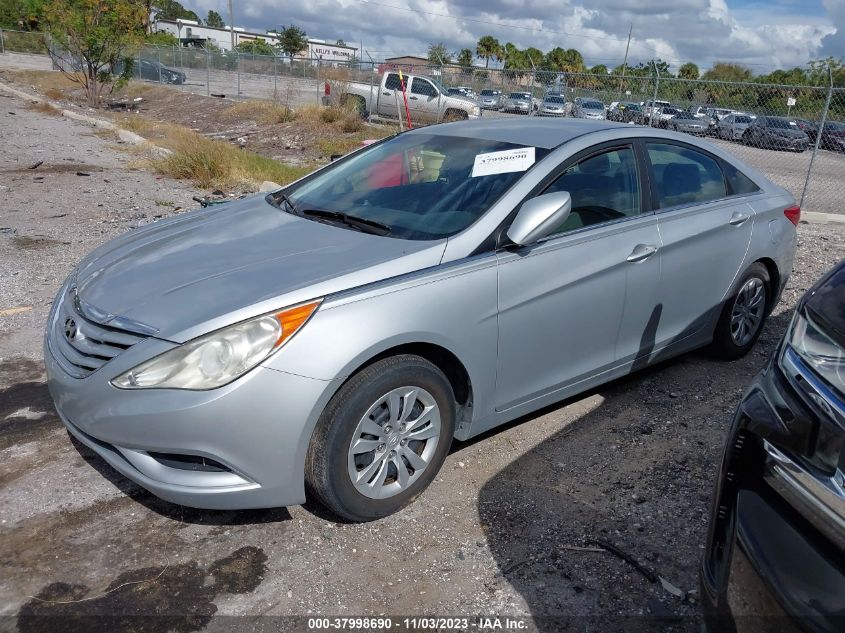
[50,288,147,378]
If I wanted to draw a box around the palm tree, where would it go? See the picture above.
[476,35,500,69]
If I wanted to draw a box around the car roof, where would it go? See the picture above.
[409,118,624,149]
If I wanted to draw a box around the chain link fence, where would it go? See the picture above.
[1,28,842,214]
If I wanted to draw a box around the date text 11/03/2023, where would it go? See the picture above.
[306,616,529,630]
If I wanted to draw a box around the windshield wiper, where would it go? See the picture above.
[268,190,299,215]
[300,209,392,236]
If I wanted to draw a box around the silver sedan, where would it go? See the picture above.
[717,113,754,141]
[46,120,797,521]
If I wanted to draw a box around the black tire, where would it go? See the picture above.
[305,355,456,522]
[742,130,753,146]
[709,263,771,360]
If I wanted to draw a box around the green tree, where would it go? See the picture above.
[475,35,499,68]
[702,62,753,82]
[43,0,145,106]
[590,64,608,75]
[236,39,275,56]
[427,42,452,65]
[274,24,307,59]
[523,47,544,69]
[205,9,224,28]
[0,0,45,30]
[145,30,179,46]
[154,0,198,22]
[678,62,699,80]
[544,47,585,73]
[456,47,473,68]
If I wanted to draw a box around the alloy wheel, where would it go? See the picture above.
[730,277,766,346]
[347,386,441,499]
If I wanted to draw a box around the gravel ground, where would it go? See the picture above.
[1,91,845,633]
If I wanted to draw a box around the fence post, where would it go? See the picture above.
[157,47,162,84]
[649,60,660,127]
[800,65,834,209]
[237,51,241,97]
[206,47,210,96]
[0,29,5,55]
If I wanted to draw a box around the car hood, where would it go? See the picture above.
[73,196,446,342]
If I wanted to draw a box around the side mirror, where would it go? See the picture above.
[506,191,572,246]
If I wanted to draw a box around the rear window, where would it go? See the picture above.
[722,161,761,195]
[646,143,727,208]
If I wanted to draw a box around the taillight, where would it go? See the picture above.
[784,205,801,226]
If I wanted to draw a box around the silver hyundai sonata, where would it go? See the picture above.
[45,119,798,521]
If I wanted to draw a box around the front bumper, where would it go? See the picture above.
[764,136,809,151]
[44,331,336,510]
[701,354,845,632]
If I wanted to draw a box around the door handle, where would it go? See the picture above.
[409,96,418,100]
[729,212,750,226]
[382,91,391,96]
[626,244,658,263]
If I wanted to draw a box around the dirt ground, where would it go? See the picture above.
[1,88,845,633]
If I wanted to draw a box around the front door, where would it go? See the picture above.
[495,145,662,411]
[644,141,754,350]
[378,73,407,119]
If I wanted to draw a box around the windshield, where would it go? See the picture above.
[735,115,751,124]
[286,133,549,241]
[480,90,498,96]
[582,101,603,109]
[623,103,641,110]
[675,112,694,119]
[545,96,565,104]
[509,93,530,99]
[825,121,845,131]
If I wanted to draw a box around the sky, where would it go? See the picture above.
[179,0,843,72]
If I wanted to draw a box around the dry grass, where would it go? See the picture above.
[223,100,295,124]
[116,116,313,190]
[8,70,79,93]
[26,101,62,116]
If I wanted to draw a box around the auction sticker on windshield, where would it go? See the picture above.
[471,146,535,177]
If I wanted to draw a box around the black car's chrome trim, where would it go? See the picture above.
[763,440,845,551]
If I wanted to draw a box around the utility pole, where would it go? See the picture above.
[618,23,632,95]
[228,0,235,51]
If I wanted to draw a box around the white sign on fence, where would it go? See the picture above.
[787,96,796,107]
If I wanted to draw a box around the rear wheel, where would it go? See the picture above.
[305,355,456,522]
[710,263,770,360]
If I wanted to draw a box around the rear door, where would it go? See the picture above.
[645,141,754,350]
[408,77,440,123]
[495,143,662,410]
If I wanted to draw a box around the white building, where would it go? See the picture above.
[153,18,358,62]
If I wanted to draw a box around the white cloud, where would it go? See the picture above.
[181,0,839,71]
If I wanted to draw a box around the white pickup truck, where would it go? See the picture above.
[343,71,482,123]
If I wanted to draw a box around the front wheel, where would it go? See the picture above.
[709,263,770,360]
[305,355,456,522]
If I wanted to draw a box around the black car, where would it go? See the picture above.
[114,58,186,85]
[743,116,809,151]
[701,258,845,633]
[607,101,641,123]
[813,121,845,152]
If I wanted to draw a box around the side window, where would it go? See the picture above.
[543,147,641,235]
[384,73,404,91]
[411,79,436,97]
[646,142,727,209]
[722,161,760,195]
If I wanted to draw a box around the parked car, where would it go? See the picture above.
[447,86,476,100]
[744,116,810,151]
[572,97,606,120]
[688,104,711,119]
[668,111,708,135]
[701,258,844,633]
[538,94,568,117]
[813,120,845,152]
[716,113,754,141]
[114,58,186,85]
[793,118,818,138]
[504,92,536,114]
[45,119,797,522]
[607,101,641,123]
[478,89,504,110]
[642,99,671,120]
[343,71,481,123]
[704,108,736,135]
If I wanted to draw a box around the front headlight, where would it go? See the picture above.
[471,106,481,116]
[787,311,845,393]
[112,300,321,390]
